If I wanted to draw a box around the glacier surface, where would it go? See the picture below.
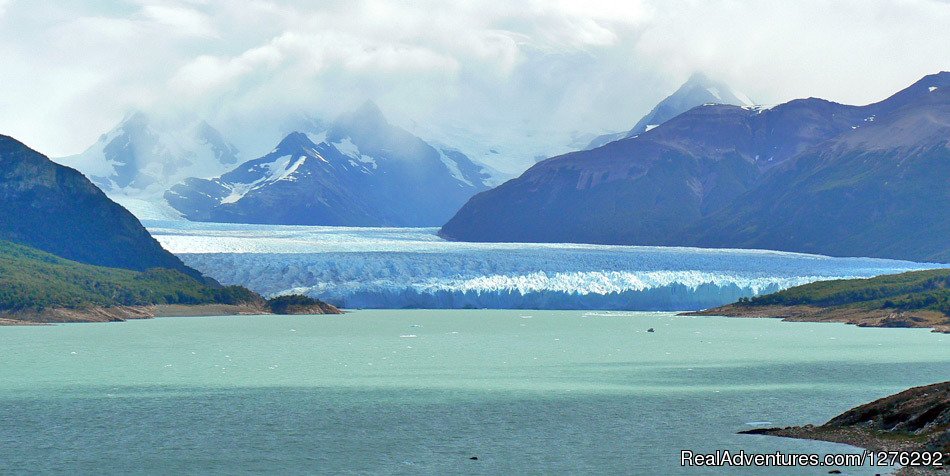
[147,221,936,310]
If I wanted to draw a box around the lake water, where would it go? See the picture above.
[1,311,947,474]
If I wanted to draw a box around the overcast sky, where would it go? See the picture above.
[1,0,948,172]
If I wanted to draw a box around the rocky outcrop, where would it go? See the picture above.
[266,295,343,315]
[742,382,950,474]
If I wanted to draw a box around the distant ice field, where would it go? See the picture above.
[147,221,937,310]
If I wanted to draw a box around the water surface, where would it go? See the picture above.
[1,311,947,474]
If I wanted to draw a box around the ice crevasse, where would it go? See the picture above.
[148,222,934,310]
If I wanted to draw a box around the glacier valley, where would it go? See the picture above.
[147,221,937,310]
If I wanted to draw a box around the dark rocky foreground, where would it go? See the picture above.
[742,382,949,475]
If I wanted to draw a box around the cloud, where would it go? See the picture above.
[140,5,216,37]
[0,0,947,171]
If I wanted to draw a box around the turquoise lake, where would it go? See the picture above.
[1,310,947,474]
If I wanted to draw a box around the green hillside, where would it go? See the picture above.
[0,239,260,312]
[744,268,950,316]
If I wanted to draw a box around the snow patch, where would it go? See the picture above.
[332,138,377,169]
[277,156,307,182]
[332,137,360,158]
[219,154,305,203]
[220,184,252,204]
[731,90,755,107]
[438,150,473,186]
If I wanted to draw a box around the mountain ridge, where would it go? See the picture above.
[166,102,496,226]
[0,134,204,278]
[586,73,754,149]
[440,72,950,263]
[58,112,240,196]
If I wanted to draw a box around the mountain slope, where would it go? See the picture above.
[0,239,258,312]
[166,102,494,226]
[0,239,342,322]
[586,73,753,149]
[441,98,864,245]
[0,135,202,278]
[440,72,950,262]
[57,112,240,218]
[692,74,950,262]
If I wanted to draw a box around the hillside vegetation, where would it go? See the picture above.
[745,268,950,316]
[690,268,950,332]
[0,239,260,312]
[0,134,203,278]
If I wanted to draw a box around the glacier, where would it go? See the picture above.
[147,221,937,310]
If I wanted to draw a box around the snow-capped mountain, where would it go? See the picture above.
[56,112,240,218]
[586,73,754,149]
[165,102,496,226]
[440,72,950,263]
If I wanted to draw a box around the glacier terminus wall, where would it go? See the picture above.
[148,221,935,311]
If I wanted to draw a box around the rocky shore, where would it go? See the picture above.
[742,382,949,475]
[0,300,343,325]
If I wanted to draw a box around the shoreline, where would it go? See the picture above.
[739,382,949,476]
[5,304,946,330]
[0,302,343,326]
[681,304,950,333]
[741,426,938,476]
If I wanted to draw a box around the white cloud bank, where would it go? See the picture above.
[0,0,948,172]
